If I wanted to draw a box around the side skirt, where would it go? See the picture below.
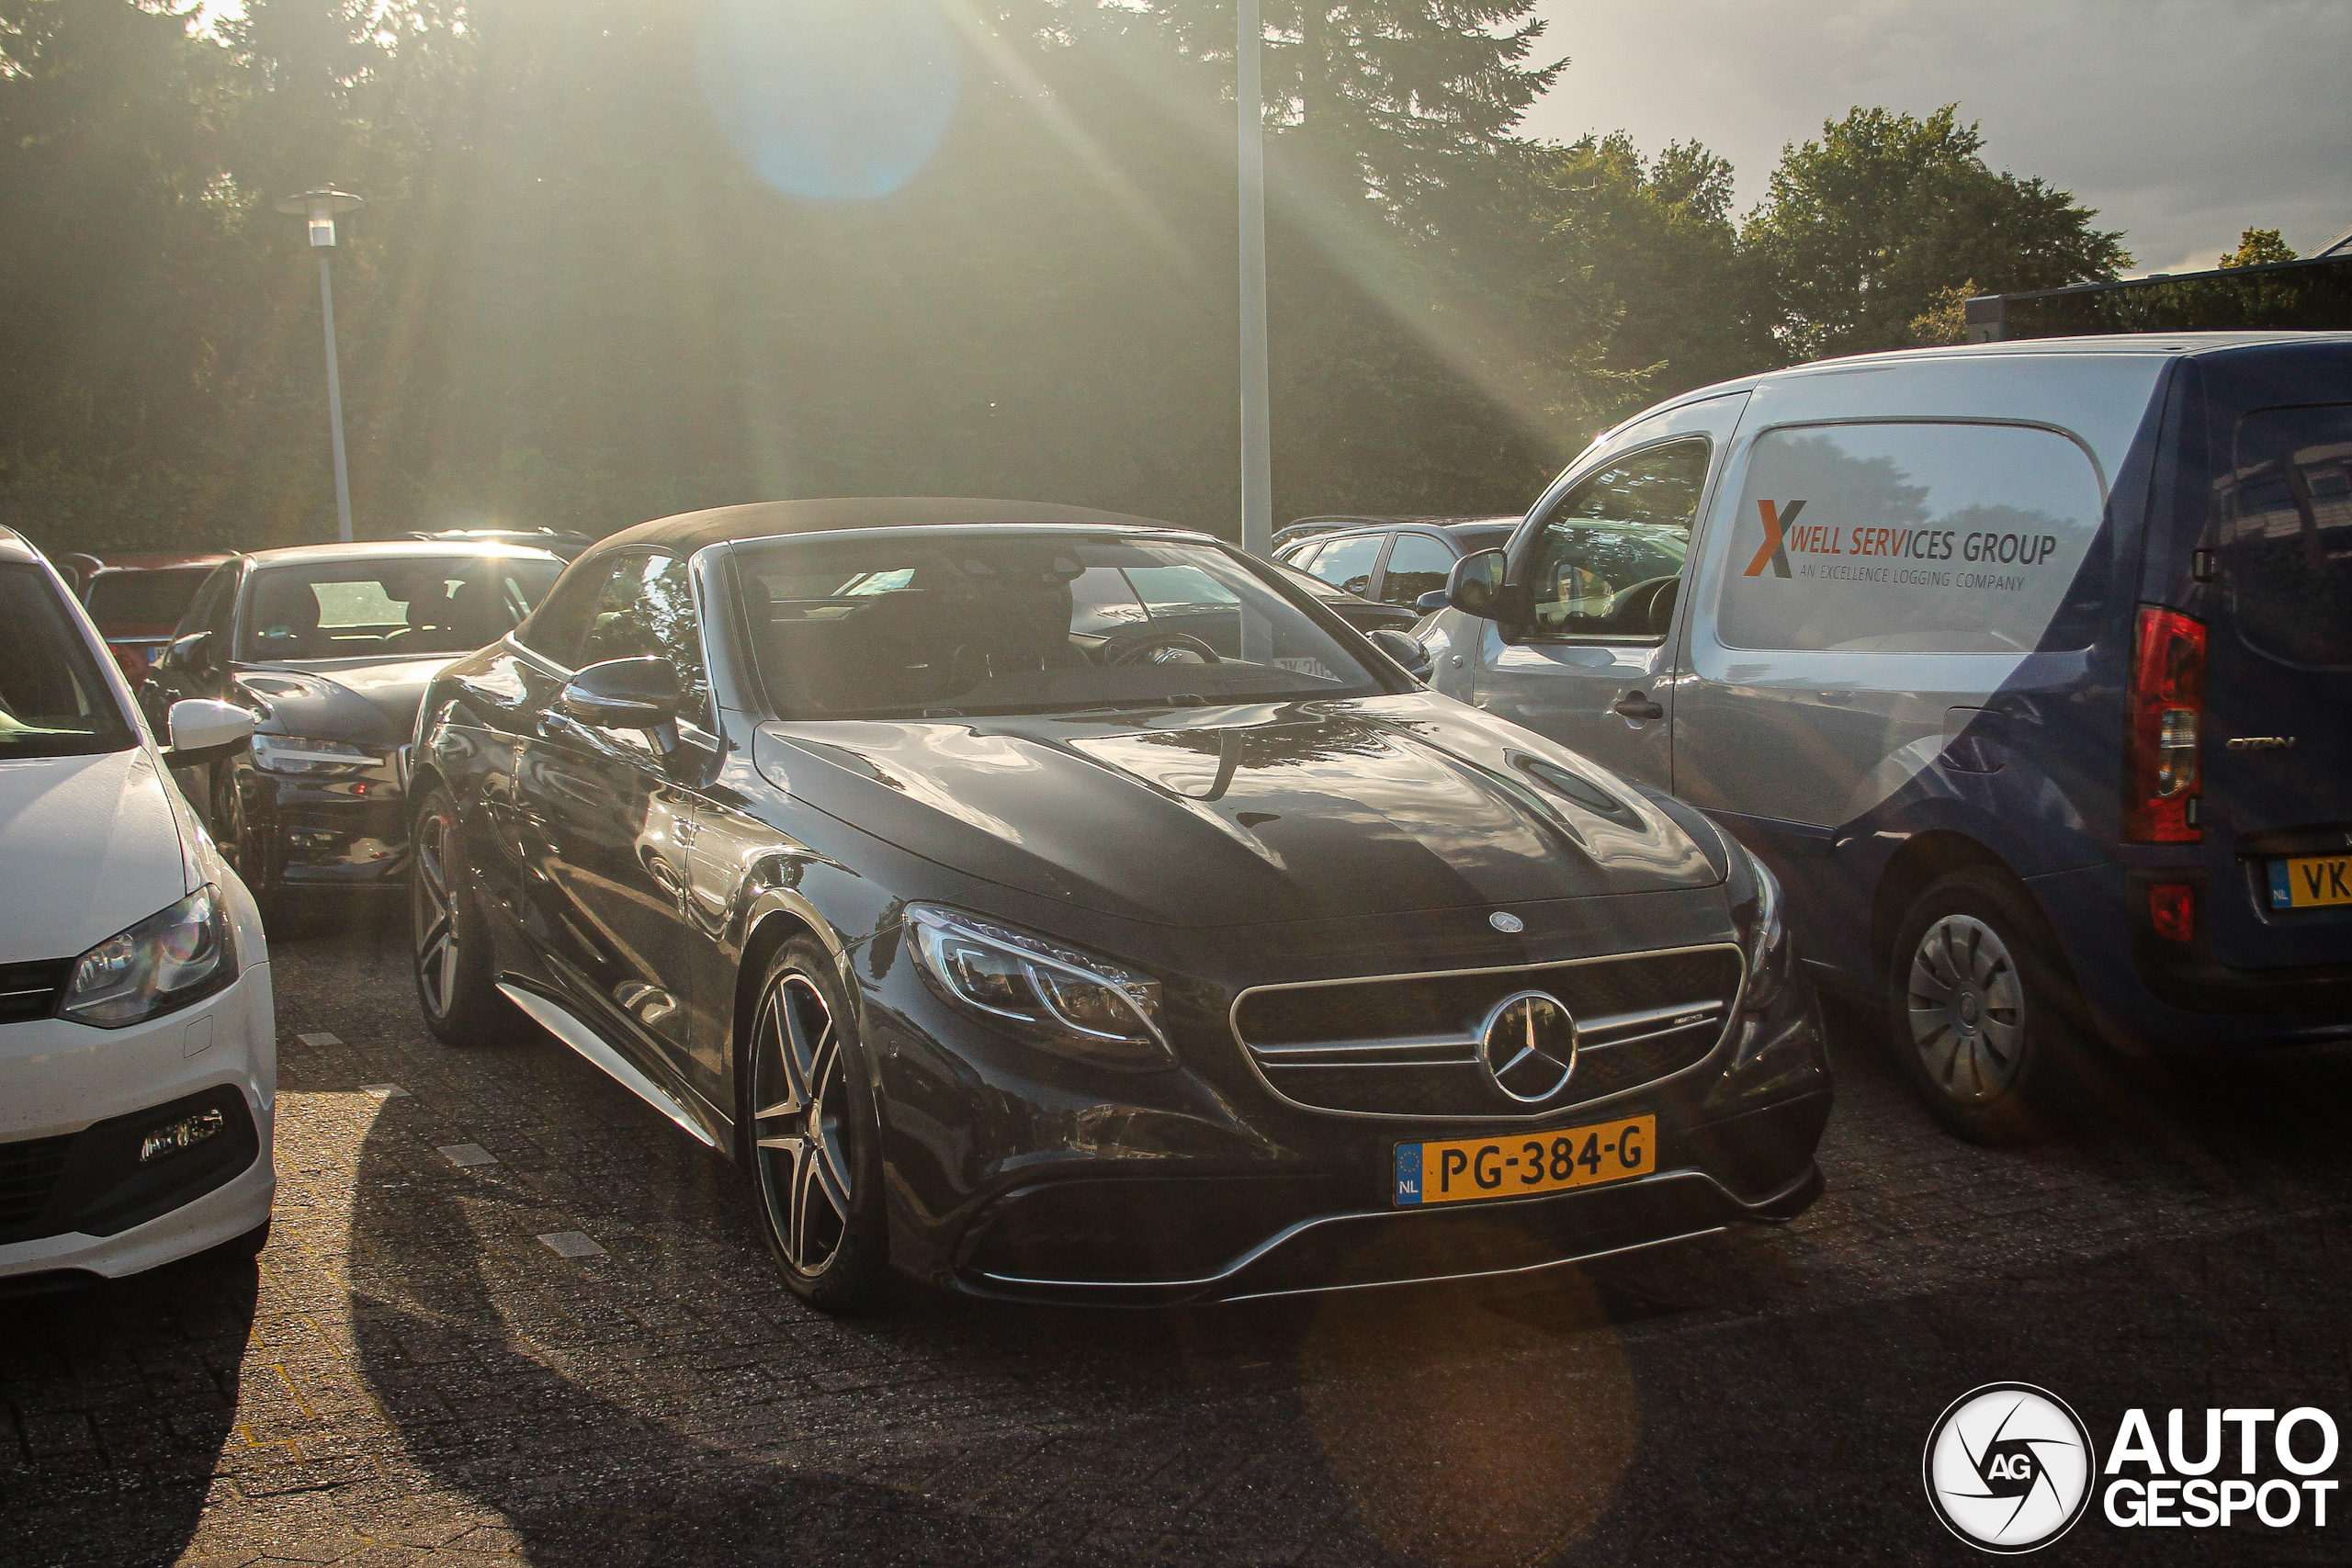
[497,983,720,1150]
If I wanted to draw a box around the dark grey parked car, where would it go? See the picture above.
[407,498,1829,1313]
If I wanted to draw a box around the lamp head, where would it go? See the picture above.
[273,188,364,248]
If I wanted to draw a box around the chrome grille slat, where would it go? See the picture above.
[1231,943,1745,1121]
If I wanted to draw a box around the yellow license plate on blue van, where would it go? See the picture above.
[2270,857,2352,909]
[1395,1115,1656,1206]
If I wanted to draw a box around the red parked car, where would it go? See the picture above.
[79,553,232,685]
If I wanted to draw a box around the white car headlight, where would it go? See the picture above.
[61,885,237,1028]
[906,905,1172,1070]
[251,734,373,775]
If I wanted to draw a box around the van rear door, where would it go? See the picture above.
[2196,345,2352,971]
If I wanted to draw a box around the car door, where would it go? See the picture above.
[1374,530,1457,608]
[514,550,717,1108]
[1470,394,1747,786]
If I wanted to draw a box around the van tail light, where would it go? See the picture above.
[2149,883,2196,942]
[2123,604,2205,843]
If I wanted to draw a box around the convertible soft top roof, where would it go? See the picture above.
[600,498,1190,559]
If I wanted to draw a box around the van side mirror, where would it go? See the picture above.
[560,657,684,740]
[166,630,215,673]
[164,698,252,769]
[1446,548,1512,620]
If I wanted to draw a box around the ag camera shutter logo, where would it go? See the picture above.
[1923,1383,2095,1552]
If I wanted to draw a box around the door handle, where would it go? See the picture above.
[1611,692,1664,721]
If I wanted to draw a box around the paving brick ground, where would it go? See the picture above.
[5,905,2348,1566]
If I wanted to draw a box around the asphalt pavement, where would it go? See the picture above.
[4,902,2347,1567]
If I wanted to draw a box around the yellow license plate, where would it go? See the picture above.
[2270,857,2352,909]
[1394,1115,1656,1207]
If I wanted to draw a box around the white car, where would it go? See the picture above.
[0,526,276,1292]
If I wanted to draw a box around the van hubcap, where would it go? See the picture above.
[752,973,851,1278]
[1906,915,2025,1103]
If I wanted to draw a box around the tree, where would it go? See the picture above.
[1526,132,1761,395]
[2218,227,2297,268]
[1739,105,2130,362]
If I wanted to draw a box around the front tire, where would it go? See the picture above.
[411,788,517,1047]
[744,938,889,1313]
[1886,868,2086,1145]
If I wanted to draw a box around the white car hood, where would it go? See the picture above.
[0,748,190,964]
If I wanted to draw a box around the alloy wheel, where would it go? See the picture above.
[752,971,853,1278]
[412,809,462,1021]
[1905,913,2026,1104]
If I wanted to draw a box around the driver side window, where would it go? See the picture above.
[1526,438,1710,642]
[578,552,709,724]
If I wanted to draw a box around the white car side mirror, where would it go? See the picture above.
[165,699,254,768]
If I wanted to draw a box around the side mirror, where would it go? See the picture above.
[1414,590,1450,614]
[164,699,253,769]
[1446,548,1510,620]
[560,657,684,736]
[1365,628,1433,682]
[166,630,215,674]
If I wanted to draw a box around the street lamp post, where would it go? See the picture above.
[273,188,364,544]
[1237,0,1271,563]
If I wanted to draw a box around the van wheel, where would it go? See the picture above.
[411,789,517,1046]
[1887,869,2086,1145]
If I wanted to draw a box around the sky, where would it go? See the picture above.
[1520,0,2352,276]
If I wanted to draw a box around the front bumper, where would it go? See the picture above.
[865,917,1830,1306]
[247,772,410,890]
[0,964,277,1287]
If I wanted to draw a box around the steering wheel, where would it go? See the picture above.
[1610,575,1679,634]
[1102,632,1223,667]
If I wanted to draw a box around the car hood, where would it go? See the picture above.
[235,657,452,741]
[755,693,1720,927]
[0,749,189,963]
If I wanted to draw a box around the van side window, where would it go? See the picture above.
[1715,423,2105,654]
[1525,438,1707,641]
[2226,404,2352,669]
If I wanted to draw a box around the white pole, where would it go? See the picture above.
[1237,0,1272,561]
[317,254,354,544]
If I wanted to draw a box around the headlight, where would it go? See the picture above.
[61,885,237,1028]
[1739,852,1794,1013]
[906,905,1173,1070]
[252,734,373,775]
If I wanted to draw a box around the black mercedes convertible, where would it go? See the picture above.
[407,499,1830,1309]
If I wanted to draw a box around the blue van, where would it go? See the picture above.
[1419,333,2352,1141]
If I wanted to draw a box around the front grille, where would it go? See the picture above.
[0,1133,74,1230]
[1232,945,1745,1119]
[0,959,71,1025]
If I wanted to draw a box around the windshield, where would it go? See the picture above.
[240,556,564,661]
[85,567,212,629]
[735,532,1385,719]
[0,564,135,758]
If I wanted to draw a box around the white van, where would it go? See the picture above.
[0,527,277,1292]
[1419,333,2352,1141]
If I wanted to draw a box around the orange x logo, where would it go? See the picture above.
[1743,498,1804,578]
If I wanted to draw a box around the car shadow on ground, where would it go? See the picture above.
[0,1251,259,1566]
